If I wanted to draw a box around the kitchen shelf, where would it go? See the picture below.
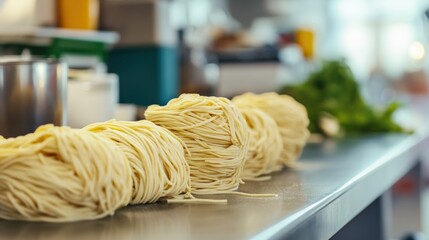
[0,27,119,44]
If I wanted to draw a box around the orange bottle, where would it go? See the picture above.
[296,28,315,59]
[58,0,99,30]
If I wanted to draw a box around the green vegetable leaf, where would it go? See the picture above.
[279,60,406,135]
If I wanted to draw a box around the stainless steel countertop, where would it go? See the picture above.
[1,132,428,240]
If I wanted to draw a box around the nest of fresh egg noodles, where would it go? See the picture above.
[0,92,309,222]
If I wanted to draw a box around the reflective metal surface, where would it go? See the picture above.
[0,133,427,240]
[0,57,67,137]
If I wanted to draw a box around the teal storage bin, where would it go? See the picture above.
[107,46,178,106]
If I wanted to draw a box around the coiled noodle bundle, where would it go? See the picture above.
[85,120,191,204]
[233,92,310,167]
[0,125,132,222]
[145,94,250,194]
[237,107,283,180]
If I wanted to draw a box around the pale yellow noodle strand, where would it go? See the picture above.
[246,176,272,182]
[211,191,278,197]
[0,125,132,222]
[167,198,227,204]
[145,94,250,195]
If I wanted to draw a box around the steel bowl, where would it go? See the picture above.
[0,56,67,138]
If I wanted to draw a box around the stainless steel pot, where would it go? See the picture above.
[0,57,67,138]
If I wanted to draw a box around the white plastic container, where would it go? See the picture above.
[67,73,118,128]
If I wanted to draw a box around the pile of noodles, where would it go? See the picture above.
[0,125,132,222]
[85,120,191,204]
[236,107,283,180]
[145,94,250,194]
[233,92,310,167]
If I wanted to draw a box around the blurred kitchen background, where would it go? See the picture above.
[1,0,429,238]
[1,0,428,122]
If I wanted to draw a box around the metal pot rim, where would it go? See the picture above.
[0,56,62,66]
